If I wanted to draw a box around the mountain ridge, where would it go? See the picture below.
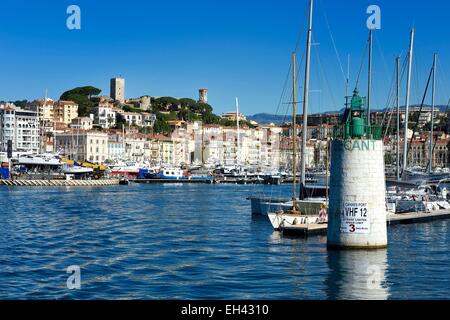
[248,105,448,124]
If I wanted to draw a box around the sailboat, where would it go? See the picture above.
[248,0,326,217]
[267,0,327,230]
[397,31,450,184]
[234,97,244,176]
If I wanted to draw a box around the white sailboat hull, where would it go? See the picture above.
[254,198,326,216]
[268,212,321,231]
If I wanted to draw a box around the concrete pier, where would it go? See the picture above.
[0,179,120,187]
[132,178,213,184]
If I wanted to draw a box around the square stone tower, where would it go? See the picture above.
[199,88,208,104]
[110,77,125,103]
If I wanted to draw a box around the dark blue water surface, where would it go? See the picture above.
[0,183,448,299]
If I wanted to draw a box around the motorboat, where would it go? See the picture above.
[109,160,146,176]
[146,167,213,181]
[62,163,94,174]
[12,153,61,166]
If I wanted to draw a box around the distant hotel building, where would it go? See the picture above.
[222,111,247,122]
[110,77,125,103]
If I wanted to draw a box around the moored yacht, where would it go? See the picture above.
[146,167,214,180]
[109,160,147,176]
[62,163,94,174]
[12,153,62,167]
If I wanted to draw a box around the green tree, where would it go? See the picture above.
[203,112,221,125]
[122,105,142,113]
[178,109,201,122]
[151,112,172,134]
[194,102,213,114]
[179,98,197,109]
[14,100,28,108]
[115,113,126,128]
[60,86,102,117]
[60,86,101,100]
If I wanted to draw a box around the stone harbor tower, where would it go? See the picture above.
[110,77,125,103]
[327,89,387,249]
[199,88,208,104]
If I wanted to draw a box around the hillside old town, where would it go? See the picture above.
[0,77,449,170]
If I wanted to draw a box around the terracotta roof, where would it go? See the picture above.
[55,100,78,106]
[55,129,108,135]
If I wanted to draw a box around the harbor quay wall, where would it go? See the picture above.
[0,179,120,187]
[327,139,388,249]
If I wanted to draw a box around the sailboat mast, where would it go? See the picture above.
[122,124,125,159]
[300,0,313,186]
[325,138,329,207]
[346,54,350,97]
[402,28,414,179]
[201,117,205,165]
[367,29,373,126]
[292,52,298,211]
[396,56,401,180]
[429,53,437,173]
[42,89,48,154]
[236,97,240,167]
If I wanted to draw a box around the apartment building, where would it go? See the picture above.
[54,130,108,164]
[0,103,40,153]
[70,117,93,130]
[54,101,78,125]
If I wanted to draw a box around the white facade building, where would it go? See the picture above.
[55,131,109,164]
[95,105,116,129]
[70,117,93,130]
[0,104,40,153]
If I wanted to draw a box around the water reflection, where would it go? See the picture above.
[325,249,390,300]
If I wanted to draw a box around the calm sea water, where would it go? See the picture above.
[0,183,448,300]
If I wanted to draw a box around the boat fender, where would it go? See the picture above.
[319,206,327,223]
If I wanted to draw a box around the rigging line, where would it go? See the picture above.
[405,63,434,164]
[354,39,369,90]
[374,32,391,81]
[435,56,450,135]
[374,33,396,127]
[383,86,398,136]
[436,56,450,105]
[293,3,312,53]
[312,34,338,111]
[274,1,310,122]
[277,51,305,125]
[275,63,293,117]
[282,51,306,124]
[381,63,399,123]
[382,68,398,138]
[413,53,421,106]
[382,55,408,136]
[321,4,346,84]
[427,97,449,172]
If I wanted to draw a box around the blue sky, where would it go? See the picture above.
[0,0,449,116]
